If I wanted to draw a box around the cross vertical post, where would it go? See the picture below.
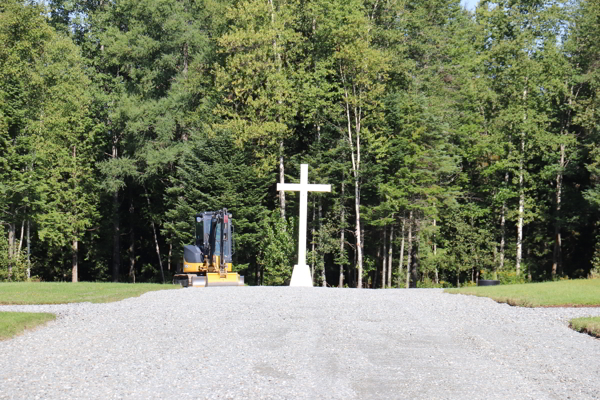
[277,164,331,286]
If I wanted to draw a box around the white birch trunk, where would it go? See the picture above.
[311,202,316,281]
[319,199,325,287]
[355,177,363,288]
[8,223,15,280]
[279,142,286,219]
[18,220,24,254]
[499,176,508,267]
[387,224,394,288]
[382,227,387,289]
[433,218,438,284]
[72,238,78,283]
[338,181,345,288]
[72,145,78,283]
[340,64,363,288]
[405,212,413,289]
[516,85,527,276]
[398,218,405,288]
[26,219,30,279]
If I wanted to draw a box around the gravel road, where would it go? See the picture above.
[1,287,599,400]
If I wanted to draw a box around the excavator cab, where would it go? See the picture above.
[174,209,244,287]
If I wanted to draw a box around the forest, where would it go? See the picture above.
[1,0,599,287]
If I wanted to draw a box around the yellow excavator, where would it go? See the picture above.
[173,209,244,287]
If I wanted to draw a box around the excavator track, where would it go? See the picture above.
[174,274,244,287]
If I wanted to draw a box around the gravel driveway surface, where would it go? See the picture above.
[1,287,599,400]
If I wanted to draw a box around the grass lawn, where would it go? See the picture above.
[445,279,600,307]
[0,281,179,305]
[570,317,600,338]
[0,311,56,341]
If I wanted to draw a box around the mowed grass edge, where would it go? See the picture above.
[0,312,56,341]
[0,282,180,340]
[569,317,600,338]
[444,279,600,307]
[445,279,600,339]
[0,282,180,305]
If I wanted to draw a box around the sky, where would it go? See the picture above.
[461,0,479,11]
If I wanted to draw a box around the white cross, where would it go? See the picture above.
[277,164,331,286]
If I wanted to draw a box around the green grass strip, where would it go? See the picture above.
[569,316,600,338]
[0,282,179,305]
[0,311,56,341]
[445,279,600,307]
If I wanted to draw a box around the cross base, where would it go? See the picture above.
[289,264,313,287]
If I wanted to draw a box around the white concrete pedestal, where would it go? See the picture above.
[289,264,313,287]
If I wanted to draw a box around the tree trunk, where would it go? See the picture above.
[341,77,363,288]
[405,212,413,289]
[72,145,78,283]
[410,227,419,288]
[456,269,460,288]
[144,185,165,283]
[279,141,286,219]
[433,218,438,284]
[72,238,78,283]
[354,175,362,288]
[255,262,260,286]
[311,202,316,281]
[129,229,136,283]
[26,219,30,280]
[499,174,509,272]
[168,242,172,271]
[552,143,564,277]
[112,141,120,282]
[269,0,285,221]
[375,241,381,288]
[338,181,345,288]
[516,85,527,276]
[516,141,524,276]
[18,219,24,254]
[8,222,15,280]
[387,224,394,288]
[319,199,325,287]
[382,226,387,289]
[398,218,405,288]
[352,237,357,288]
[112,191,120,282]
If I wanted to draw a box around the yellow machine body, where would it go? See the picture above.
[174,209,244,287]
[183,258,232,274]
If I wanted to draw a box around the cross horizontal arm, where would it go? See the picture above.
[277,183,331,193]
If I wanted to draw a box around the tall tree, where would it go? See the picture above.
[215,0,304,219]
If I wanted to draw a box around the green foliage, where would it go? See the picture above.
[0,225,28,281]
[257,210,295,286]
[495,270,528,285]
[416,278,453,289]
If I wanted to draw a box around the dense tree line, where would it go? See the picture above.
[1,0,599,287]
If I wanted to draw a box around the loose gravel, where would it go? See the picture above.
[1,287,599,400]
